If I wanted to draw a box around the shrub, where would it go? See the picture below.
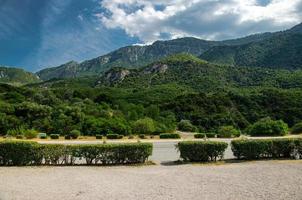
[50,134,59,139]
[65,135,71,140]
[96,135,103,139]
[205,132,216,138]
[23,129,38,139]
[231,138,302,160]
[128,135,134,139]
[107,134,123,139]
[247,118,288,136]
[16,135,24,139]
[38,133,47,139]
[69,130,81,139]
[139,134,146,139]
[291,122,302,134]
[217,126,240,138]
[0,140,41,165]
[177,141,228,162]
[160,133,181,139]
[132,118,155,134]
[0,141,153,166]
[194,133,205,139]
[177,120,197,132]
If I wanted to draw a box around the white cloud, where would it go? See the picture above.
[98,0,302,42]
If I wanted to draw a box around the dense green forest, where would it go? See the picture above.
[1,54,302,136]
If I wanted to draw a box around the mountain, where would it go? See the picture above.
[36,38,221,80]
[36,23,302,80]
[96,54,302,92]
[199,23,302,69]
[0,66,40,85]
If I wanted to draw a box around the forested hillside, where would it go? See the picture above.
[200,33,302,69]
[1,54,302,137]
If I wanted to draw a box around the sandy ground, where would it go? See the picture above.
[0,160,301,200]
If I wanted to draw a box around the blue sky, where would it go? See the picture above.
[0,0,301,72]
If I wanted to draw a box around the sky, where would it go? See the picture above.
[0,0,301,72]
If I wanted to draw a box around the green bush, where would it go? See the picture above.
[217,126,240,138]
[0,141,41,165]
[159,133,181,139]
[132,118,155,134]
[177,141,228,162]
[38,133,47,139]
[23,129,38,139]
[16,135,24,139]
[65,135,71,140]
[205,132,216,138]
[50,134,59,139]
[139,134,146,139]
[247,118,288,136]
[194,133,205,139]
[107,134,123,139]
[128,135,134,139]
[291,122,302,134]
[0,141,153,166]
[96,135,103,139]
[177,120,197,132]
[69,130,81,139]
[231,138,302,160]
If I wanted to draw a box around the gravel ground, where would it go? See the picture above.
[0,160,301,200]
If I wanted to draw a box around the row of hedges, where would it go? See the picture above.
[0,141,153,166]
[177,141,228,162]
[159,133,181,139]
[231,138,302,160]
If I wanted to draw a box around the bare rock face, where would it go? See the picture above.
[105,69,130,83]
[144,64,168,74]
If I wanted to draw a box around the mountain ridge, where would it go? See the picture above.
[36,22,302,80]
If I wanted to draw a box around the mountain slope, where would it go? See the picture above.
[37,38,220,80]
[96,54,302,92]
[200,33,302,69]
[0,66,40,85]
[36,22,302,80]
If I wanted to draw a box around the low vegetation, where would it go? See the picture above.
[246,118,288,137]
[159,133,181,139]
[291,122,302,134]
[231,138,302,160]
[177,141,228,162]
[217,126,240,138]
[0,140,153,166]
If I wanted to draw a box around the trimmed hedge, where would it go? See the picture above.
[96,135,103,139]
[159,133,181,139]
[50,134,59,139]
[107,134,123,139]
[231,138,302,160]
[205,132,216,138]
[194,133,205,138]
[0,140,153,166]
[177,141,228,162]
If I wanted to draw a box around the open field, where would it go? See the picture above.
[0,160,301,200]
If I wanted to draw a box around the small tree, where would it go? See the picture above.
[247,118,288,136]
[132,118,155,134]
[177,120,197,132]
[217,126,240,138]
[23,129,38,139]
